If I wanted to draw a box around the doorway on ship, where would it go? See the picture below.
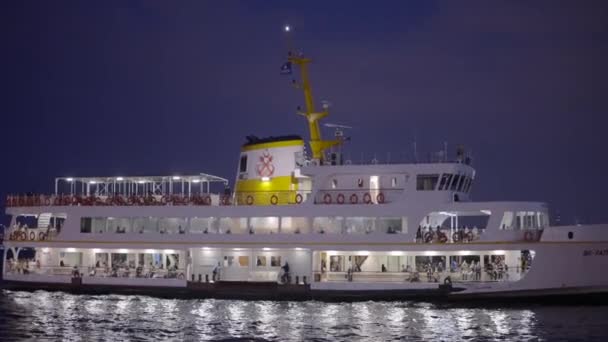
[369,176,379,204]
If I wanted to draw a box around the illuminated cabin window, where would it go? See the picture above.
[416,174,439,191]
[332,179,338,189]
[249,217,279,234]
[280,217,308,234]
[190,217,216,234]
[391,177,397,187]
[344,217,376,234]
[256,256,267,267]
[313,217,344,234]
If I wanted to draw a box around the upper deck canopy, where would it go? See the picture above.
[54,173,228,197]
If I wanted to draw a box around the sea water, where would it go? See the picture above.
[0,290,606,341]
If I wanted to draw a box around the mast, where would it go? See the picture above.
[284,26,340,163]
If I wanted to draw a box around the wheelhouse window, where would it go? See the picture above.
[416,174,439,191]
[450,174,461,191]
[438,174,451,190]
[457,175,466,192]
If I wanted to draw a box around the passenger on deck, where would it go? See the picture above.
[461,260,469,281]
[178,225,185,234]
[212,262,221,281]
[60,260,65,267]
[381,264,387,273]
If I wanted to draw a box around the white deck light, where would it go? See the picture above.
[164,249,175,254]
[284,25,290,32]
[66,178,74,182]
[192,179,201,183]
[119,249,128,253]
[116,177,124,181]
[89,181,96,184]
[261,177,270,182]
[66,248,76,252]
[138,180,145,184]
[93,248,101,253]
[172,176,181,180]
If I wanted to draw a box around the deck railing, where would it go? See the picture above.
[5,194,231,207]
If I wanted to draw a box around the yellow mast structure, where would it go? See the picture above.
[284,26,340,163]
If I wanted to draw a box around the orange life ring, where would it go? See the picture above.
[336,193,345,204]
[203,195,212,205]
[349,193,358,204]
[38,232,46,240]
[246,195,254,205]
[439,234,448,243]
[20,231,27,241]
[323,193,332,204]
[29,231,35,241]
[270,195,278,205]
[363,192,372,204]
[221,195,232,206]
[295,193,303,204]
[376,193,385,204]
[44,197,51,206]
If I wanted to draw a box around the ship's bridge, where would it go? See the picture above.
[302,161,475,205]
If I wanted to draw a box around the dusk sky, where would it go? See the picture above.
[1,1,607,225]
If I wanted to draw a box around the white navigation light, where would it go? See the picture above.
[284,25,290,32]
[66,178,74,182]
[261,176,270,182]
[116,177,124,181]
[173,176,181,180]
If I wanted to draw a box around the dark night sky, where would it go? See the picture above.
[1,1,607,225]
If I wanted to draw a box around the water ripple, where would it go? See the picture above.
[0,290,607,341]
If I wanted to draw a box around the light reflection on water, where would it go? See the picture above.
[1,290,607,341]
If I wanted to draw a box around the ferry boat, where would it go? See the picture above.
[2,32,608,301]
